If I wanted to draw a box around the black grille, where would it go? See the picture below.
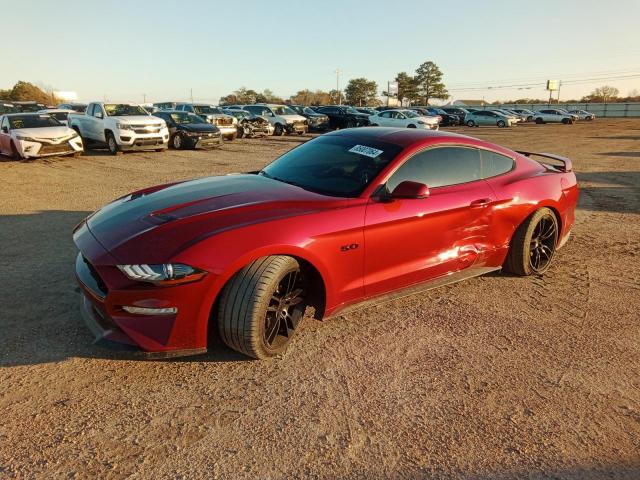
[76,253,108,298]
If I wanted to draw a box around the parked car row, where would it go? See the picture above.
[0,96,600,159]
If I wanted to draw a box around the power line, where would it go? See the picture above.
[447,72,640,92]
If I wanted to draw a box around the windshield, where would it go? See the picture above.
[104,104,148,116]
[194,105,223,115]
[271,106,297,115]
[260,135,403,197]
[226,110,249,119]
[344,107,361,114]
[403,110,420,118]
[8,114,62,129]
[49,112,70,121]
[169,112,207,124]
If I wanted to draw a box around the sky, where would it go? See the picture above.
[2,0,639,104]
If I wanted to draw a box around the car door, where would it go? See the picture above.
[376,110,392,126]
[90,104,106,142]
[363,146,496,297]
[476,111,491,125]
[0,116,11,154]
[392,111,407,127]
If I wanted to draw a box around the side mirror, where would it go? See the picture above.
[1,126,8,133]
[390,180,430,199]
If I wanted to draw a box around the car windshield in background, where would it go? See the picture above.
[344,107,361,114]
[104,104,147,116]
[403,111,420,118]
[260,135,403,197]
[272,106,297,115]
[303,107,317,115]
[170,112,207,124]
[50,112,70,121]
[8,114,62,129]
[194,106,223,115]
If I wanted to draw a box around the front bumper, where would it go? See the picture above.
[215,125,237,138]
[17,137,83,158]
[186,132,223,148]
[118,131,169,151]
[73,222,212,357]
[285,122,308,134]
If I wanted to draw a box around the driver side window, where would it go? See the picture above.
[387,147,482,191]
[92,105,103,118]
[1,116,9,131]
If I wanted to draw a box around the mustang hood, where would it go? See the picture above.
[85,174,343,263]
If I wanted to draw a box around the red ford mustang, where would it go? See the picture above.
[73,128,578,359]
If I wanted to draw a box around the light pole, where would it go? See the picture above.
[335,68,342,105]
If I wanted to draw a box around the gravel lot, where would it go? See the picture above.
[1,120,639,479]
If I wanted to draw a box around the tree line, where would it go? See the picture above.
[220,61,449,106]
[0,81,58,104]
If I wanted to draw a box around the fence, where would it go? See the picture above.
[461,103,640,118]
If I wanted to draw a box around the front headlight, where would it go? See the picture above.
[417,121,426,125]
[15,135,37,142]
[117,263,207,286]
[116,122,134,130]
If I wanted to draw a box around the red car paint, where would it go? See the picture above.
[73,128,578,356]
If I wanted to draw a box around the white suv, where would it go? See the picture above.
[68,103,169,154]
[533,109,575,125]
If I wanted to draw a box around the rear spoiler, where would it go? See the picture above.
[516,151,572,172]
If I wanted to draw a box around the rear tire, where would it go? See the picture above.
[218,256,307,359]
[504,208,558,276]
[535,117,544,124]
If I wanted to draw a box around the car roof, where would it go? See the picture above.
[326,126,482,147]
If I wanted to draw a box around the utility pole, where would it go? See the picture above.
[335,69,342,105]
[557,81,561,104]
[190,88,193,103]
[143,93,146,103]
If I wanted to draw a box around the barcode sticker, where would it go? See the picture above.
[348,144,384,158]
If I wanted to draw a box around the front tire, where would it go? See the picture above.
[535,117,544,124]
[504,208,558,276]
[407,124,417,128]
[273,124,284,136]
[218,256,307,359]
[497,120,506,128]
[106,132,120,155]
[466,120,476,127]
[172,133,183,149]
[10,141,22,160]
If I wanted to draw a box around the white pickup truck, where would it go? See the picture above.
[68,102,169,154]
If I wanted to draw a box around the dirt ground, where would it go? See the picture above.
[1,120,639,479]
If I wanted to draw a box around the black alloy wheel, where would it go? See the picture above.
[263,269,305,349]
[528,213,557,273]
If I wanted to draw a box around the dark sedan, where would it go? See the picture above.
[154,111,222,149]
[314,105,370,129]
[289,105,330,131]
[440,106,471,123]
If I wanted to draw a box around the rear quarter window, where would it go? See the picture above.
[481,150,514,178]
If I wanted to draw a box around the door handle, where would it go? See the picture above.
[470,198,492,208]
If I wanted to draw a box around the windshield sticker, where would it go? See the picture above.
[349,145,384,158]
